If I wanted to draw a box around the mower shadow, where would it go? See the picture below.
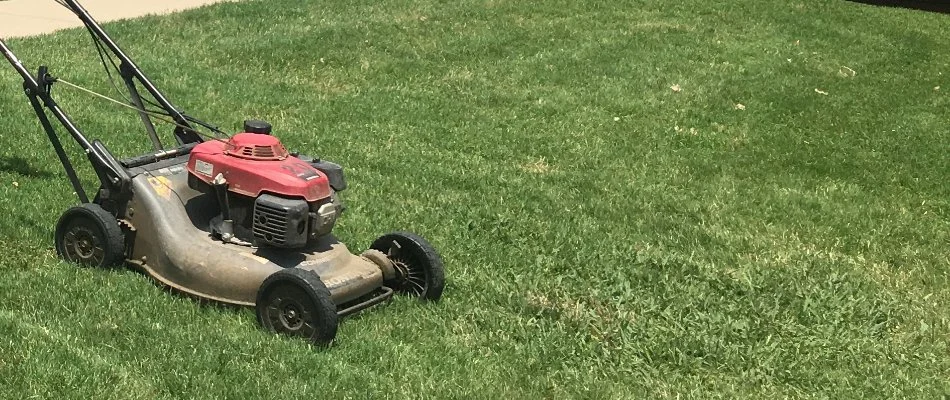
[0,156,56,178]
[848,0,950,13]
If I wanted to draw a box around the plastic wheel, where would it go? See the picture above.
[370,232,445,301]
[256,268,339,346]
[54,203,125,268]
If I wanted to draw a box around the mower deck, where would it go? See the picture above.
[124,155,387,310]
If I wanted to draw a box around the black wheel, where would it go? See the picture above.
[256,268,339,346]
[370,232,445,301]
[54,203,125,268]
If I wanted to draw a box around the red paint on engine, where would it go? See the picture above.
[186,133,331,202]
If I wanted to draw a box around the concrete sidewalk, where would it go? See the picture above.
[0,0,231,38]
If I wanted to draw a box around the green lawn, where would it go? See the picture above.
[0,0,948,398]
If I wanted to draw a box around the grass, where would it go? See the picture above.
[0,0,948,398]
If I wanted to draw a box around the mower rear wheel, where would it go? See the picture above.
[54,203,125,268]
[370,232,445,301]
[256,268,338,346]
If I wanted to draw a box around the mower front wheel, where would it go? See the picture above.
[370,232,445,301]
[54,203,125,268]
[256,268,339,346]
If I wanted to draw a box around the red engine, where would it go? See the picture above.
[187,133,332,202]
[185,123,342,249]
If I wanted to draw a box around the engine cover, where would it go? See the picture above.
[186,133,332,202]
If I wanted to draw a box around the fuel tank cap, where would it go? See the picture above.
[243,119,272,135]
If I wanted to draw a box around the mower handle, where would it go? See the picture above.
[1,37,130,195]
[60,0,203,146]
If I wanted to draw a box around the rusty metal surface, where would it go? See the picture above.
[125,158,384,306]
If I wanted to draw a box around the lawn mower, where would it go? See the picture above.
[0,0,445,345]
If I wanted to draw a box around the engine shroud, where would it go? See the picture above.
[186,133,332,202]
[186,133,338,248]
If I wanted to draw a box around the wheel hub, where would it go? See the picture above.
[279,301,304,330]
[63,227,103,264]
[391,258,426,296]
